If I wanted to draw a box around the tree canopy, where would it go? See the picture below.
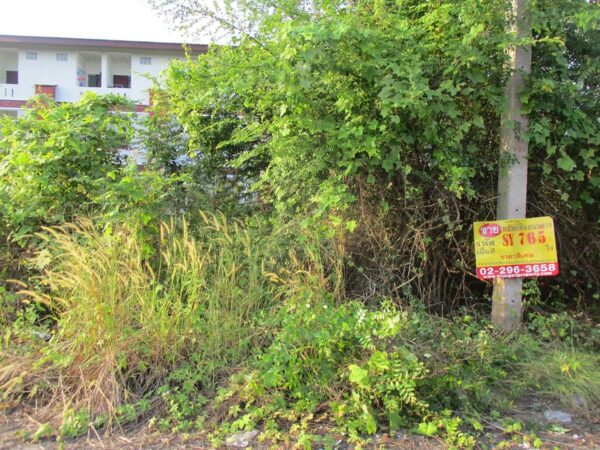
[160,0,599,217]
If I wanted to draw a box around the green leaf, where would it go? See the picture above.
[469,23,485,38]
[389,411,402,431]
[468,417,484,431]
[368,351,390,372]
[416,421,439,436]
[547,424,569,434]
[557,155,576,172]
[348,365,369,388]
[382,157,394,172]
[364,410,377,434]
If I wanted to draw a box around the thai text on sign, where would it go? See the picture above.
[473,216,559,280]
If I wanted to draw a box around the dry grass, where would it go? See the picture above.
[1,212,282,426]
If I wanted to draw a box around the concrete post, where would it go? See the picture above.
[101,54,111,88]
[492,0,532,331]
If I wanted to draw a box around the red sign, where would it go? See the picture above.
[477,263,559,280]
[478,223,501,238]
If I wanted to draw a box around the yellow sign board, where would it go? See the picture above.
[473,216,559,280]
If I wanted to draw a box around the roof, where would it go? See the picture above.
[0,35,207,53]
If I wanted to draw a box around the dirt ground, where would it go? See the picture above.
[1,398,598,449]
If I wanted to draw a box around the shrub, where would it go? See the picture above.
[0,94,133,241]
[0,93,186,251]
[528,310,600,351]
[161,0,600,309]
[216,280,599,447]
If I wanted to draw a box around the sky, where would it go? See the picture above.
[0,0,204,43]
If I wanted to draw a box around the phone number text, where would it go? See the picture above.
[477,263,559,280]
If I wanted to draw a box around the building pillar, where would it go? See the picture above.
[101,54,111,88]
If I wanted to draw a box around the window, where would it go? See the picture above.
[88,74,101,87]
[139,56,152,65]
[6,71,18,84]
[112,75,131,88]
[56,52,68,61]
[25,52,38,60]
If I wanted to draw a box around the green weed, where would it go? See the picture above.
[215,272,529,447]
[518,347,600,415]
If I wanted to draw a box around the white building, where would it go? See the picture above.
[0,35,207,117]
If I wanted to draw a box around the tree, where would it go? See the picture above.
[152,0,600,306]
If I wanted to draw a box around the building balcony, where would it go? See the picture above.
[0,83,139,102]
[0,83,29,101]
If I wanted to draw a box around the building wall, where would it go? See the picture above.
[0,50,18,84]
[131,53,180,99]
[18,49,78,101]
[0,44,188,107]
[111,56,130,77]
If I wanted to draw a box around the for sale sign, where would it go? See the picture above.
[473,216,559,280]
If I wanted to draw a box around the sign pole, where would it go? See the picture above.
[492,0,532,331]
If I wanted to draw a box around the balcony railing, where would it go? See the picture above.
[78,86,132,97]
[0,84,17,99]
[0,83,147,105]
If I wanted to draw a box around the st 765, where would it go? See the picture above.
[502,230,547,246]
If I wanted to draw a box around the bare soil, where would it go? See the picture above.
[1,399,598,449]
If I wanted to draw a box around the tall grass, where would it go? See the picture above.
[7,212,284,422]
[518,347,600,415]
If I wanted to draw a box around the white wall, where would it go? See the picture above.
[131,53,181,98]
[79,54,101,73]
[18,49,77,100]
[0,45,188,105]
[111,56,131,76]
[0,50,18,83]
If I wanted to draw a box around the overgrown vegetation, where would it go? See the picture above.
[1,0,599,447]
[160,0,600,306]
[2,214,281,412]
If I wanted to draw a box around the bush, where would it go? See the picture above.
[161,0,600,309]
[2,212,598,446]
[0,94,133,241]
[0,93,186,250]
[215,285,599,446]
